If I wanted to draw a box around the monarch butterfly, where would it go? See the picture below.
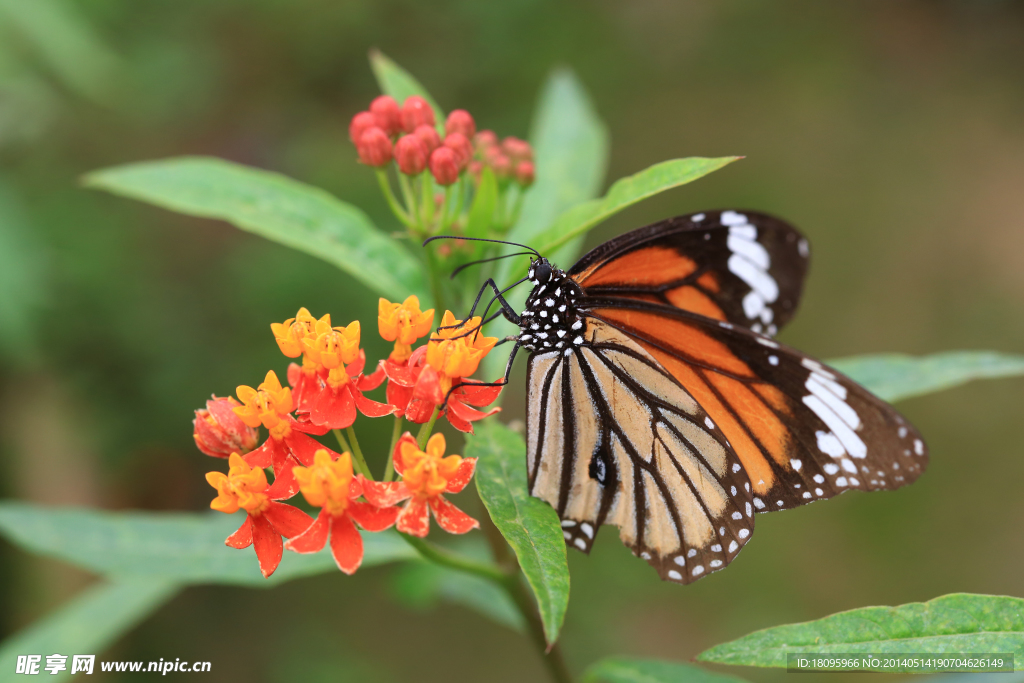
[430,209,928,584]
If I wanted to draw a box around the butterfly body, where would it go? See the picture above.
[473,210,927,584]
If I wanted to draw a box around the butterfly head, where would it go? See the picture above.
[520,258,586,355]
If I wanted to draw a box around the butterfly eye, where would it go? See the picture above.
[535,262,552,284]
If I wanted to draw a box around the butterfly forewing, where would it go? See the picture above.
[570,210,809,336]
[527,320,756,584]
[582,301,928,510]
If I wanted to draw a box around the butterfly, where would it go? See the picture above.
[432,209,928,584]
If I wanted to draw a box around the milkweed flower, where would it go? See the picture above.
[233,370,336,498]
[271,307,326,411]
[206,453,314,578]
[193,396,258,458]
[378,295,434,364]
[363,433,478,537]
[286,450,399,574]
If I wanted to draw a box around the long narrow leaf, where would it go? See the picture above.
[468,421,569,646]
[84,156,429,304]
[697,593,1024,667]
[584,657,750,683]
[0,579,178,683]
[829,351,1024,403]
[0,503,417,587]
[529,156,740,264]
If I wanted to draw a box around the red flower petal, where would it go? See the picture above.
[347,349,367,377]
[381,358,418,387]
[445,457,477,494]
[251,514,284,578]
[444,405,473,433]
[266,457,300,500]
[225,516,253,549]
[396,498,431,537]
[456,381,504,407]
[284,431,330,466]
[285,508,330,553]
[354,390,397,418]
[288,363,321,412]
[263,501,314,538]
[348,501,400,532]
[429,496,479,534]
[391,433,418,477]
[404,397,436,424]
[411,365,444,405]
[447,399,500,433]
[329,514,364,574]
[288,414,331,436]
[350,474,365,499]
[311,384,357,429]
[243,439,277,469]
[357,363,387,391]
[360,479,411,508]
[386,381,413,415]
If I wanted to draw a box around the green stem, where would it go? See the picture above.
[398,173,418,230]
[400,533,508,584]
[421,173,435,227]
[437,185,452,232]
[383,414,403,482]
[375,169,413,227]
[507,186,526,231]
[332,428,366,478]
[416,408,440,449]
[344,427,373,481]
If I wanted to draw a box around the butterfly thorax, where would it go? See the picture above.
[519,258,586,355]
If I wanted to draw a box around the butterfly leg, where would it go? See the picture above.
[441,341,522,409]
[465,278,524,325]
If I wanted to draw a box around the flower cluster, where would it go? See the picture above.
[349,95,534,237]
[194,299,501,577]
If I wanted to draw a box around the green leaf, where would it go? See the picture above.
[464,167,498,240]
[0,579,178,683]
[504,67,609,267]
[468,421,569,646]
[391,561,524,633]
[83,156,429,305]
[829,352,1024,403]
[368,49,445,136]
[0,503,418,587]
[529,156,741,264]
[697,593,1024,668]
[584,657,750,683]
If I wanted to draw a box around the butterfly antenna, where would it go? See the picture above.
[449,251,535,279]
[422,235,540,257]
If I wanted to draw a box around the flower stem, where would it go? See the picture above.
[376,169,413,227]
[383,414,403,482]
[421,173,435,227]
[400,533,508,584]
[332,428,367,479]
[416,408,440,449]
[398,173,418,230]
[344,426,373,481]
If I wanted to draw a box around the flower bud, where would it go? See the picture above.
[445,109,476,139]
[490,153,512,178]
[357,127,393,167]
[413,124,441,154]
[395,134,429,175]
[401,96,435,133]
[468,160,483,182]
[194,396,259,458]
[429,146,460,186]
[443,133,473,170]
[474,130,498,150]
[349,111,377,144]
[369,95,402,137]
[502,136,533,163]
[515,160,535,187]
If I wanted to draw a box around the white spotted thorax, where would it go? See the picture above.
[519,258,586,355]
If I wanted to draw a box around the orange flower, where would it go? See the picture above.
[270,307,325,358]
[234,370,336,499]
[426,311,497,394]
[205,454,314,578]
[363,433,478,537]
[378,296,434,363]
[286,450,399,574]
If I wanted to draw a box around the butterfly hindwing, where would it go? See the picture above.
[582,300,929,511]
[526,320,756,584]
[569,210,810,336]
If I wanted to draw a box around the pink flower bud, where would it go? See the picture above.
[474,130,498,151]
[429,146,460,186]
[370,95,402,137]
[413,124,441,154]
[468,160,483,182]
[401,96,435,133]
[395,134,429,175]
[445,109,476,139]
[502,136,533,163]
[357,127,393,167]
[349,111,377,144]
[515,160,535,187]
[193,396,259,458]
[490,153,512,178]
[443,133,473,170]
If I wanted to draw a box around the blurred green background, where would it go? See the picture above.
[2,1,1023,681]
